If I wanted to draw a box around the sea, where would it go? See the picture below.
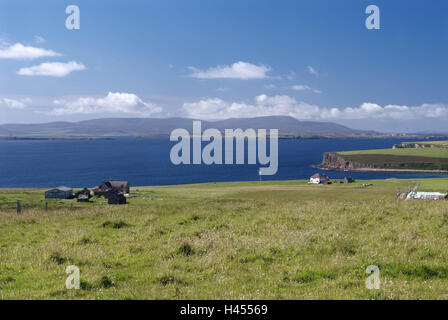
[0,137,447,188]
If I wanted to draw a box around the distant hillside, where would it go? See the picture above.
[0,116,378,138]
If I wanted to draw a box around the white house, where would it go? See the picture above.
[405,192,447,201]
[309,173,330,184]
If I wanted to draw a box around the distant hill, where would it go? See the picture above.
[0,116,378,138]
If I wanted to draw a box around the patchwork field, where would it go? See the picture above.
[1,178,448,299]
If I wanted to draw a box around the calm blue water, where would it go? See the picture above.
[0,137,447,188]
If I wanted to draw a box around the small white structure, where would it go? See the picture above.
[406,192,447,201]
[309,173,330,184]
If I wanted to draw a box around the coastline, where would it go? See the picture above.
[314,165,448,174]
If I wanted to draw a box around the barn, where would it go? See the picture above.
[309,173,330,184]
[109,181,130,194]
[344,176,355,183]
[92,180,130,197]
[45,186,73,199]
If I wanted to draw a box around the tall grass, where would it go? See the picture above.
[1,179,448,299]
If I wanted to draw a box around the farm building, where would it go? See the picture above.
[45,186,73,199]
[92,181,114,197]
[405,192,447,201]
[92,180,128,205]
[92,180,129,196]
[106,189,127,205]
[109,181,130,194]
[309,173,331,184]
[75,188,92,202]
[344,176,355,183]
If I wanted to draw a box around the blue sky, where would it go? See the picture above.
[0,0,447,132]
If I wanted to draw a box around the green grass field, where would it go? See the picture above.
[1,178,448,299]
[403,141,448,148]
[336,145,448,171]
[340,147,448,158]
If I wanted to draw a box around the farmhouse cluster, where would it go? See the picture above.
[44,180,130,205]
[308,173,355,185]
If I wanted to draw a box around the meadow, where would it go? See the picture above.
[336,145,448,171]
[1,178,448,299]
[340,147,448,158]
[403,141,448,148]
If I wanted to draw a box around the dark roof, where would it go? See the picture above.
[109,181,129,187]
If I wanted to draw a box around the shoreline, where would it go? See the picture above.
[314,165,448,174]
[3,176,448,190]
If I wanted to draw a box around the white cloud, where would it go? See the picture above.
[50,92,163,116]
[34,36,46,44]
[0,97,31,110]
[182,94,448,121]
[0,43,60,60]
[188,61,271,79]
[322,102,448,120]
[291,85,312,91]
[291,85,322,94]
[182,95,320,120]
[17,61,86,77]
[265,84,276,89]
[286,71,296,81]
[307,66,319,76]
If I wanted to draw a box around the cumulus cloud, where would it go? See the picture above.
[50,92,163,116]
[0,43,60,60]
[322,102,448,120]
[17,61,86,77]
[307,66,319,76]
[182,95,320,120]
[188,61,271,79]
[0,97,31,110]
[182,94,448,121]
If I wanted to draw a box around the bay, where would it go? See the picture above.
[0,137,447,188]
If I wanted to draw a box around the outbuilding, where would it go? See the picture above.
[45,186,73,199]
[93,180,130,196]
[344,176,355,183]
[309,173,331,184]
[109,181,130,194]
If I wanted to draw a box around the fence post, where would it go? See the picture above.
[70,203,73,210]
[17,200,21,215]
[45,202,48,211]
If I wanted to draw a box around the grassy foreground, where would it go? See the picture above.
[1,178,448,299]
